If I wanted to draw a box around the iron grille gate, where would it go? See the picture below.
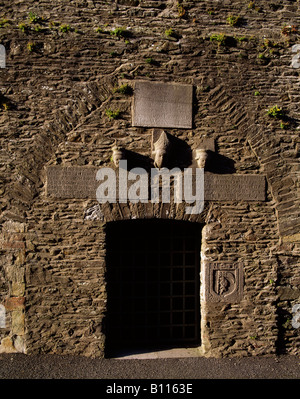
[105,219,201,356]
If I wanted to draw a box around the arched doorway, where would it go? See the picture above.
[105,219,202,357]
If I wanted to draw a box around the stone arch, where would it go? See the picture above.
[90,200,210,225]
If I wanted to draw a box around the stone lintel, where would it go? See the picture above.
[46,166,266,202]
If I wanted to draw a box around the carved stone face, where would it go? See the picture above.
[152,131,170,169]
[154,148,167,169]
[112,147,123,167]
[195,149,208,169]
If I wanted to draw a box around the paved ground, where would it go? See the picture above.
[0,353,299,380]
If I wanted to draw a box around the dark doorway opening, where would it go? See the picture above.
[105,219,201,358]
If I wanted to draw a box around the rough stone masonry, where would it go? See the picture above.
[0,0,299,358]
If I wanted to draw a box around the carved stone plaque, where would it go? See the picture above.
[46,166,98,199]
[132,80,193,129]
[204,174,265,201]
[205,263,243,302]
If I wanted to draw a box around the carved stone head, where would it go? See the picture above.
[195,148,208,169]
[152,131,170,169]
[112,144,124,167]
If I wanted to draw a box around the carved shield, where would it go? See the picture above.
[206,263,243,302]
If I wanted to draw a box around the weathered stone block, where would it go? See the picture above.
[13,335,26,353]
[132,81,193,128]
[0,337,17,353]
[11,309,25,335]
[5,297,25,311]
[11,282,25,297]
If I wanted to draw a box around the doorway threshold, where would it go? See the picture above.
[111,347,201,359]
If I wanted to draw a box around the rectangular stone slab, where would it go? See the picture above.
[46,167,265,201]
[47,166,98,199]
[204,174,266,201]
[132,81,193,129]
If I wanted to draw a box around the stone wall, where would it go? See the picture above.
[0,0,299,357]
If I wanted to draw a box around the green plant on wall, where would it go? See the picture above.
[262,39,281,49]
[282,317,291,330]
[27,42,36,52]
[34,25,42,32]
[59,24,72,33]
[114,84,133,95]
[267,105,284,119]
[226,15,242,27]
[249,335,257,340]
[258,53,266,60]
[0,18,11,28]
[28,11,43,24]
[0,102,9,111]
[177,1,186,18]
[95,27,105,34]
[110,27,131,39]
[210,33,227,46]
[165,28,179,39]
[258,39,282,59]
[248,2,262,12]
[105,108,120,120]
[266,105,291,129]
[18,23,31,33]
[207,8,215,15]
[0,94,11,111]
[145,57,155,65]
[280,121,290,130]
[235,35,248,43]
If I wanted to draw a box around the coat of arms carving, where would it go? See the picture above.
[206,263,243,302]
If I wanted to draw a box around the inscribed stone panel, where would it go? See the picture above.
[46,166,98,199]
[204,174,265,201]
[132,81,193,129]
